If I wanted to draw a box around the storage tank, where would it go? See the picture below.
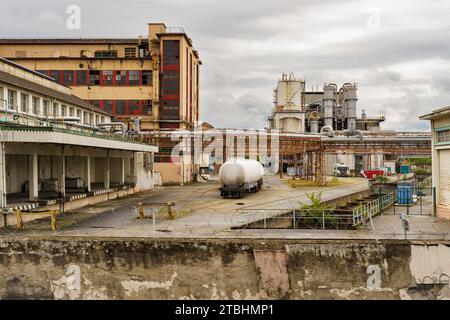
[342,83,357,130]
[323,83,337,129]
[219,159,264,198]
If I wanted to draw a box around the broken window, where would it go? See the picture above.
[115,71,127,86]
[142,71,152,85]
[89,70,100,85]
[102,70,114,85]
[129,71,140,85]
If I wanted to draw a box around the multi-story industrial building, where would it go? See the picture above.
[0,23,201,185]
[0,57,157,212]
[269,73,385,134]
[420,107,450,220]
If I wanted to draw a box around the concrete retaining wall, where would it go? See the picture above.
[0,238,449,300]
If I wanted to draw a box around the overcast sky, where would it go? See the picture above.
[2,0,449,131]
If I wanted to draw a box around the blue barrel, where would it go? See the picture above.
[400,165,410,174]
[397,184,413,204]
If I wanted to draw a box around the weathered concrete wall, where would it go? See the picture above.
[0,238,449,300]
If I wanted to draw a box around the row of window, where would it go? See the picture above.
[436,129,450,144]
[3,88,106,125]
[36,70,152,87]
[89,100,152,116]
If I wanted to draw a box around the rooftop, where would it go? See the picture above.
[420,106,450,120]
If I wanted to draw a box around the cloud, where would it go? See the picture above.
[1,0,449,130]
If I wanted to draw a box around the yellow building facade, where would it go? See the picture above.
[0,23,201,184]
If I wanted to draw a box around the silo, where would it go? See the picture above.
[323,83,337,129]
[310,120,319,133]
[342,83,357,130]
[274,73,303,110]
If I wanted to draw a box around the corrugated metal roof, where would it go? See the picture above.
[0,70,111,115]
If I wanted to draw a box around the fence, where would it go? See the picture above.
[237,192,396,230]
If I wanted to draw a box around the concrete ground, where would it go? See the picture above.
[1,175,449,240]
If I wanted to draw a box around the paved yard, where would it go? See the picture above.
[2,175,449,240]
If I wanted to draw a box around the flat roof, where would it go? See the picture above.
[420,106,450,120]
[0,125,158,153]
[0,38,140,44]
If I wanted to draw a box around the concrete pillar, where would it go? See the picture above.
[120,157,125,185]
[59,153,66,196]
[132,153,138,186]
[85,156,91,192]
[104,156,110,189]
[0,142,7,208]
[28,152,39,202]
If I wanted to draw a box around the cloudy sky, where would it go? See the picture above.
[2,0,450,131]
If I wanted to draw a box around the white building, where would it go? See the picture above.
[420,107,450,220]
[0,57,157,212]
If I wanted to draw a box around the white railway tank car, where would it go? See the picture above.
[219,159,264,198]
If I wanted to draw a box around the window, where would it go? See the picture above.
[94,50,117,58]
[437,129,450,144]
[43,100,49,116]
[129,100,141,115]
[89,70,100,85]
[142,71,152,85]
[20,93,28,113]
[32,96,40,114]
[161,70,179,95]
[115,100,127,115]
[95,115,99,124]
[61,104,67,117]
[69,107,75,117]
[53,103,59,116]
[8,90,16,110]
[63,71,74,86]
[77,109,82,120]
[103,100,113,114]
[129,71,140,85]
[49,70,60,82]
[90,100,100,109]
[142,100,152,115]
[76,70,87,85]
[124,47,137,58]
[102,70,114,85]
[83,111,89,124]
[163,40,180,65]
[101,116,105,123]
[115,71,127,86]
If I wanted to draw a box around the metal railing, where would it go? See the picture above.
[352,192,394,226]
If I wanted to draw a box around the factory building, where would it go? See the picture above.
[420,107,450,220]
[0,57,157,211]
[0,23,201,185]
[269,73,384,134]
[269,73,430,175]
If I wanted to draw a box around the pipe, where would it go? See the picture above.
[97,122,126,136]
